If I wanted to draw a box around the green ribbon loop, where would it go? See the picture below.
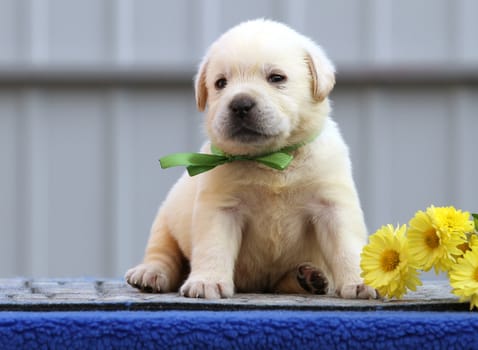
[254,152,293,170]
[159,132,319,176]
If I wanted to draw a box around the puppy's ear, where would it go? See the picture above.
[304,44,336,102]
[194,57,209,111]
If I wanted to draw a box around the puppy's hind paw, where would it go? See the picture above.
[339,283,378,299]
[296,263,328,295]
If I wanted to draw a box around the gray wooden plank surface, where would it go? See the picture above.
[0,279,465,312]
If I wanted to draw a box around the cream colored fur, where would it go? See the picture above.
[125,19,377,299]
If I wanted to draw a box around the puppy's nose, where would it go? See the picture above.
[229,94,256,118]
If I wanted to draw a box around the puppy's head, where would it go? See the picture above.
[195,19,335,156]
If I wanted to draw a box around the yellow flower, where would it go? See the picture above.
[408,206,470,273]
[456,234,478,259]
[471,235,478,249]
[360,224,422,299]
[449,246,478,310]
[433,206,474,236]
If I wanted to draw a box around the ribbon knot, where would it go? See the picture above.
[159,133,319,176]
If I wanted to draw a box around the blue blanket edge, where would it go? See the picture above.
[1,310,478,349]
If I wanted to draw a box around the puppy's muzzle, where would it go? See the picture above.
[229,94,256,119]
[226,93,271,142]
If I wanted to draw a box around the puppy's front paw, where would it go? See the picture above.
[180,276,234,299]
[339,283,378,299]
[125,263,171,293]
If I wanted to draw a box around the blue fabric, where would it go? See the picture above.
[0,310,478,349]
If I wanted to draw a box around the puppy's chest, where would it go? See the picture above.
[238,185,313,248]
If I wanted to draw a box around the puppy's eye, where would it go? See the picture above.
[215,78,227,90]
[267,74,286,84]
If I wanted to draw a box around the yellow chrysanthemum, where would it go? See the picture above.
[360,224,422,299]
[471,235,478,250]
[456,234,478,259]
[433,206,475,234]
[408,206,470,273]
[449,247,478,310]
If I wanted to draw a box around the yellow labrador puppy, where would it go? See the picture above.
[126,19,377,299]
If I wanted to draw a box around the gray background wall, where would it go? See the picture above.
[1,0,477,278]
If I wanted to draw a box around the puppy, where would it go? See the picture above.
[125,19,377,299]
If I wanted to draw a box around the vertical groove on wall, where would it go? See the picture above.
[450,87,469,209]
[284,0,306,33]
[10,0,24,63]
[364,88,394,230]
[114,0,134,64]
[22,89,50,276]
[460,87,478,210]
[100,91,113,277]
[200,0,221,53]
[109,0,134,276]
[18,0,50,275]
[355,89,371,231]
[368,0,393,63]
[27,0,49,64]
[110,90,134,276]
[447,0,460,62]
[10,91,21,276]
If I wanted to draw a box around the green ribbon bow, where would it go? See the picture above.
[159,133,319,176]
